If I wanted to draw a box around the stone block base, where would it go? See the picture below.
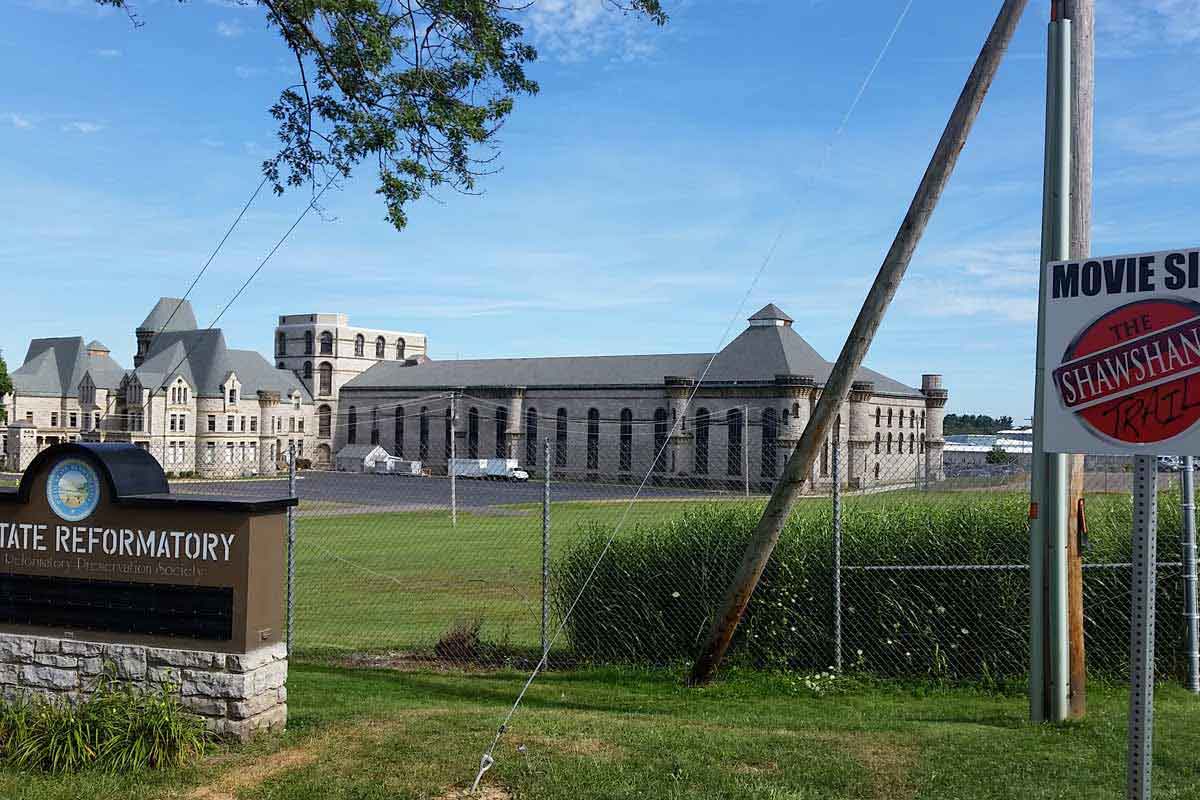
[0,634,287,741]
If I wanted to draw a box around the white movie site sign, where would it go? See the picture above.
[1041,246,1200,456]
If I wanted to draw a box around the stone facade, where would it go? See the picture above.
[335,305,947,491]
[0,634,287,741]
[2,299,318,478]
[274,313,428,469]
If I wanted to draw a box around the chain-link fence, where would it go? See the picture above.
[3,403,1197,685]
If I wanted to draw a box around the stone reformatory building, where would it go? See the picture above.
[336,304,947,489]
[3,300,945,487]
[2,299,317,477]
[272,313,427,469]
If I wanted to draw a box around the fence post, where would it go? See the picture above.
[1182,456,1199,693]
[450,393,457,528]
[743,406,750,498]
[832,432,842,673]
[286,441,296,657]
[542,438,551,661]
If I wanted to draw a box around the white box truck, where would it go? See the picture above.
[449,458,530,481]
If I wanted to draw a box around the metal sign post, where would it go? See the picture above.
[832,432,842,673]
[1128,455,1158,800]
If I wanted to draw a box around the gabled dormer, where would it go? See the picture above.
[168,374,193,407]
[78,372,97,409]
[222,372,241,409]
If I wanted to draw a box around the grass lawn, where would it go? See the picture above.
[293,501,687,654]
[2,664,1198,799]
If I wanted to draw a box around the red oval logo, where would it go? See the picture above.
[1053,298,1200,444]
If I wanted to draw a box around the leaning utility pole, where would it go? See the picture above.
[689,0,1031,685]
[1065,0,1093,721]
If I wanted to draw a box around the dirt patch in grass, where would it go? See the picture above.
[186,745,319,800]
[814,732,917,800]
[434,787,513,800]
[517,734,623,760]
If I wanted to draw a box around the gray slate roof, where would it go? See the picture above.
[132,328,312,401]
[137,297,198,334]
[344,305,923,398]
[12,337,127,398]
[748,303,793,322]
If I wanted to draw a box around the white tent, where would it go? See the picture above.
[335,444,391,473]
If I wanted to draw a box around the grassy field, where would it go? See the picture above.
[2,663,1198,799]
[290,488,1161,660]
[293,501,685,654]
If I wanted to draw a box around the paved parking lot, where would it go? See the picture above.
[172,470,742,511]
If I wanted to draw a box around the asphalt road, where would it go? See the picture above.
[172,470,741,510]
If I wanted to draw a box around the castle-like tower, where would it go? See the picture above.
[273,314,428,467]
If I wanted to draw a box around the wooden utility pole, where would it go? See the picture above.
[689,0,1031,685]
[1065,0,1093,721]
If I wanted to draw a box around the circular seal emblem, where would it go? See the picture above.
[46,458,101,523]
[1053,298,1200,445]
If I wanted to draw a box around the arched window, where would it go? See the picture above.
[909,433,915,454]
[875,432,881,454]
[727,408,743,476]
[375,336,385,359]
[695,408,710,475]
[887,432,893,454]
[303,361,312,379]
[419,407,430,460]
[319,331,333,355]
[347,406,358,444]
[525,408,538,466]
[396,338,406,360]
[395,407,405,457]
[318,362,333,396]
[821,439,829,477]
[468,407,480,458]
[919,438,924,454]
[921,411,926,428]
[874,462,881,480]
[556,408,568,468]
[887,408,893,427]
[875,408,881,427]
[762,407,778,479]
[354,334,365,357]
[909,409,916,428]
[277,362,284,370]
[619,409,633,472]
[304,330,314,355]
[653,408,668,473]
[444,407,452,460]
[370,407,380,445]
[495,407,508,458]
[276,331,286,355]
[318,404,331,438]
[792,402,800,418]
[587,409,600,470]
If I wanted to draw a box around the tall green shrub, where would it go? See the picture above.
[554,490,1187,681]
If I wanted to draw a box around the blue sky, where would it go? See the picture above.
[2,0,1199,420]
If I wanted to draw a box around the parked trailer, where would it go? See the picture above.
[449,458,530,481]
[373,457,423,476]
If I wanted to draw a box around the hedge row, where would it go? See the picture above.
[553,491,1189,681]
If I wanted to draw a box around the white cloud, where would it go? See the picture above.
[5,113,33,129]
[200,138,224,148]
[1099,0,1200,51]
[216,19,245,38]
[93,48,121,58]
[62,121,104,134]
[234,65,264,79]
[524,0,663,63]
[1111,108,1200,158]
